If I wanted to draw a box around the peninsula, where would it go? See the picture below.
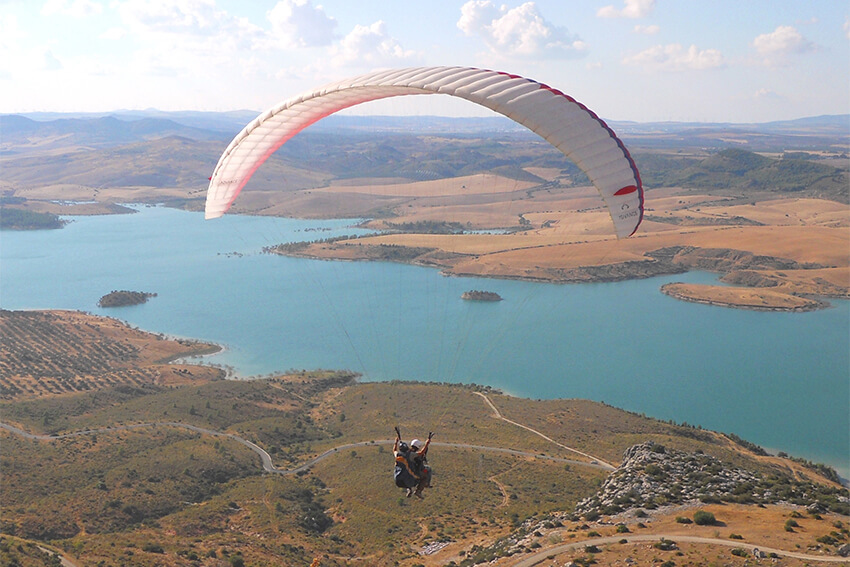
[660,282,828,312]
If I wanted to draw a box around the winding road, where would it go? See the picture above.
[0,393,615,475]
[509,534,850,566]
[0,422,611,475]
[474,392,616,469]
[3,392,846,565]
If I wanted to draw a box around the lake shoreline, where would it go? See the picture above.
[271,243,840,312]
[659,283,832,312]
[2,205,846,479]
[4,307,847,484]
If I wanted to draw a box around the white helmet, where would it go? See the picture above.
[410,439,421,450]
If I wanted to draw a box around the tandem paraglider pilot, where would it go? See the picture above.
[393,426,432,499]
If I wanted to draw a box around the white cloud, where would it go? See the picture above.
[329,21,419,68]
[623,43,725,71]
[0,13,26,51]
[0,14,28,79]
[633,24,659,35]
[100,27,126,40]
[458,1,586,59]
[112,0,267,77]
[752,25,814,63]
[267,0,337,48]
[754,88,782,101]
[41,0,102,18]
[115,0,221,34]
[845,17,850,40]
[597,0,655,19]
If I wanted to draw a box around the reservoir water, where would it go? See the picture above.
[1,205,847,477]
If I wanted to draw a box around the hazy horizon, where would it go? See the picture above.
[7,108,849,127]
[3,1,849,123]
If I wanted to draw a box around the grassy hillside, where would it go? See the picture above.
[1,310,846,567]
[3,376,846,566]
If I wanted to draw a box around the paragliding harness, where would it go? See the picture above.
[394,441,419,489]
[393,427,433,490]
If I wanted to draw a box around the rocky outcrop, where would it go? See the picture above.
[574,442,849,518]
[575,442,758,517]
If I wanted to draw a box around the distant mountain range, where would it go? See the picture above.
[1,111,847,203]
[3,111,848,151]
[0,114,231,153]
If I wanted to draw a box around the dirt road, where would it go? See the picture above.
[0,421,611,475]
[508,534,850,566]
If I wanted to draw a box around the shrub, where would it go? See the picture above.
[645,464,663,476]
[731,548,748,557]
[693,510,716,526]
[675,516,692,524]
[142,543,164,554]
[616,524,630,533]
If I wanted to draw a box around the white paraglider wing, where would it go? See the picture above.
[206,66,643,237]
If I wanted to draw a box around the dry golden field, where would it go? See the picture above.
[267,173,849,310]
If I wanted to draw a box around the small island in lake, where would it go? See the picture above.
[461,290,502,301]
[98,290,157,308]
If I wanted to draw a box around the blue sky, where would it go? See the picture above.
[2,0,848,122]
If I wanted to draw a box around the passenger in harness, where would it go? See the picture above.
[409,436,432,498]
[393,427,433,498]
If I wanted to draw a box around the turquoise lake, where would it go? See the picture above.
[1,205,847,478]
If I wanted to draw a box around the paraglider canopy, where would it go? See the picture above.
[206,66,643,238]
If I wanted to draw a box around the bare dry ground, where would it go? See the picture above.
[479,504,850,567]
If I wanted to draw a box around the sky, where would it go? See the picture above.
[2,0,849,122]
